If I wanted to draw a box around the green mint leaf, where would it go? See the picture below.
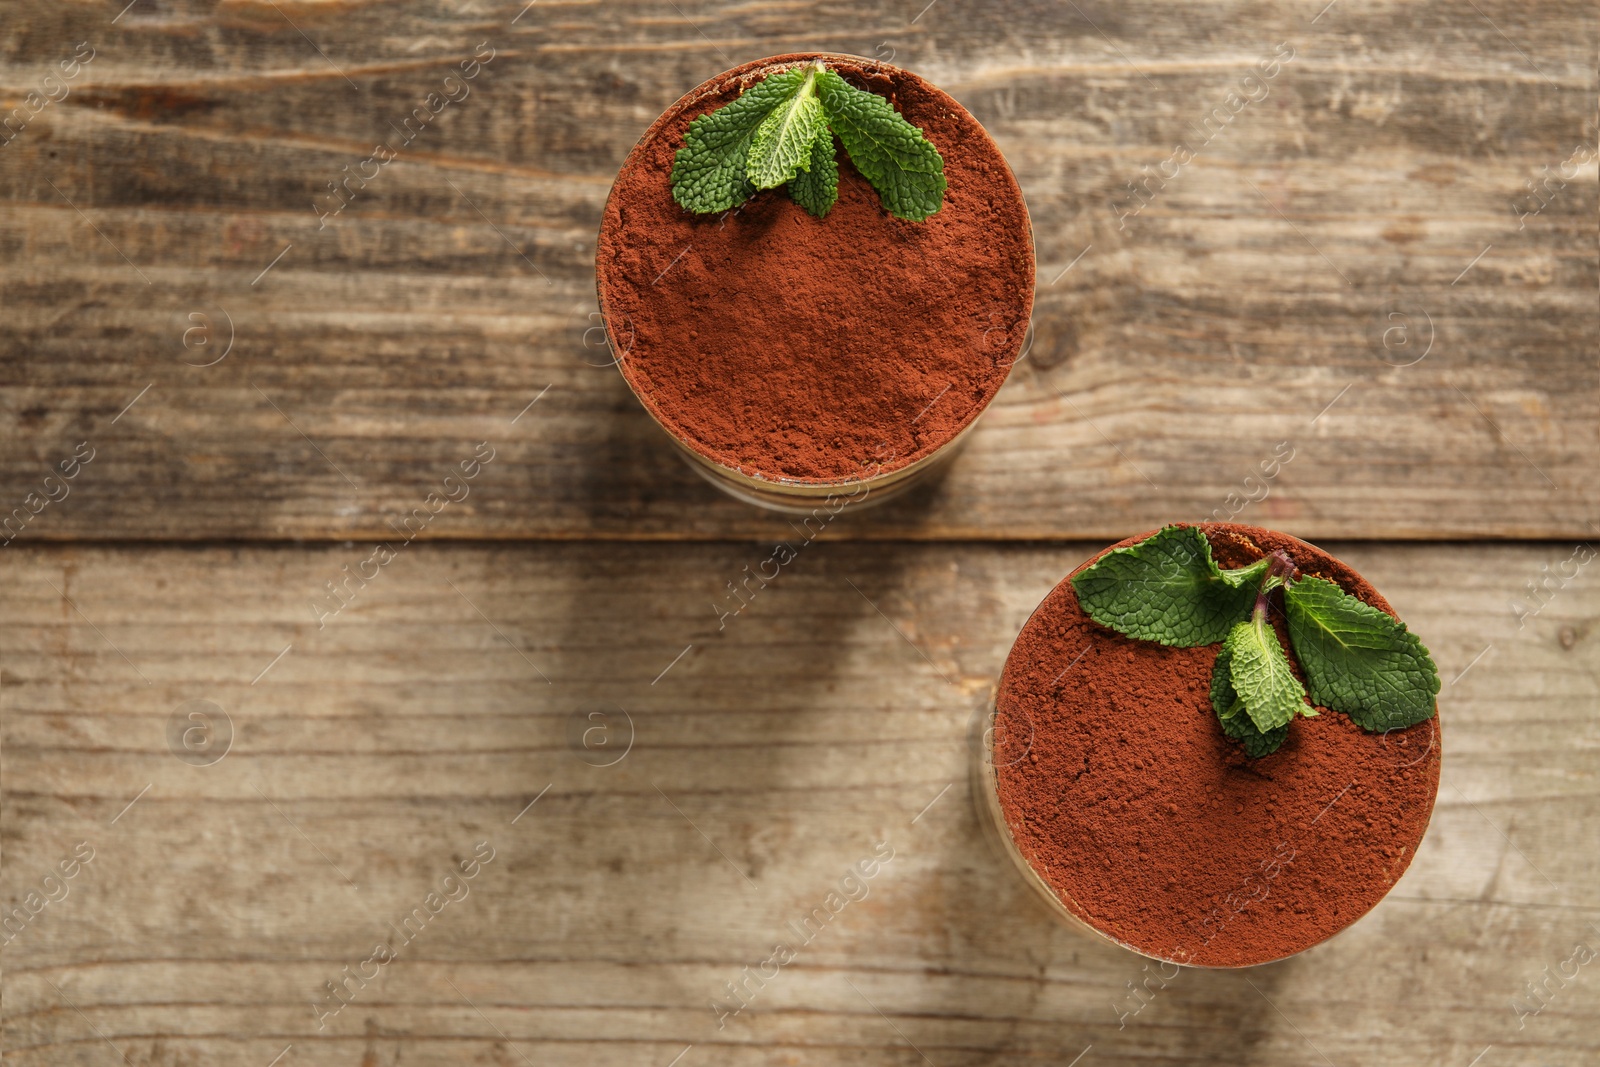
[668,63,947,222]
[1071,526,1259,647]
[1223,615,1310,733]
[746,68,826,190]
[814,69,946,220]
[789,130,840,217]
[1211,642,1289,757]
[1284,575,1441,731]
[671,68,807,214]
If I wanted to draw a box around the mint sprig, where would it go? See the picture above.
[1071,525,1440,759]
[670,61,946,221]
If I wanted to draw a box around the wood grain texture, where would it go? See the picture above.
[4,541,1597,1064]
[0,0,1595,541]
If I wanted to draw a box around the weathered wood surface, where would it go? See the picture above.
[4,541,1597,1064]
[1,1,1595,541]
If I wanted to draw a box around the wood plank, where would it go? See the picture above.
[4,540,1596,1063]
[1,1,1595,541]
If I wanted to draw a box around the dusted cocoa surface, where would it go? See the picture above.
[993,523,1442,967]
[595,53,1034,483]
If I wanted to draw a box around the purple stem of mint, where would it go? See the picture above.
[1254,550,1298,617]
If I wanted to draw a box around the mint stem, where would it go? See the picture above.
[1254,550,1297,618]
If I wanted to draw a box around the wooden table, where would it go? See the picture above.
[3,1,1595,1063]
